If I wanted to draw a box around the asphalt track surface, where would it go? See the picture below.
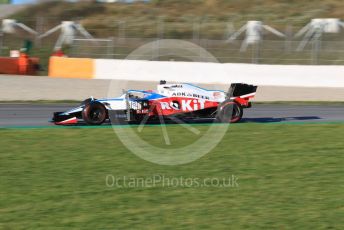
[1,103,344,128]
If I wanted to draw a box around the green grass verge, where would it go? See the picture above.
[0,124,343,229]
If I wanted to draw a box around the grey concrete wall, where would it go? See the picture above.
[1,75,344,101]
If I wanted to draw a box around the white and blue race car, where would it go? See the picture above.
[52,81,257,125]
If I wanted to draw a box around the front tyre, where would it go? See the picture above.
[80,98,95,106]
[82,102,107,125]
[216,101,243,123]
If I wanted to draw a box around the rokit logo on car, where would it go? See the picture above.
[160,99,205,111]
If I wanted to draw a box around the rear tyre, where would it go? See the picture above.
[216,101,243,123]
[82,102,107,125]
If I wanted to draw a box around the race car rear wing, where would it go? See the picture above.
[227,83,258,98]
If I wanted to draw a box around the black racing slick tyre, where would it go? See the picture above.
[216,101,243,123]
[82,102,107,125]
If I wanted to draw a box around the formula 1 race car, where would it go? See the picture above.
[52,81,258,125]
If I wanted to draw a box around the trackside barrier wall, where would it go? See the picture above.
[0,57,39,75]
[0,57,18,75]
[48,57,94,79]
[48,57,344,87]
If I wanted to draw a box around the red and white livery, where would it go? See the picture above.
[52,81,258,125]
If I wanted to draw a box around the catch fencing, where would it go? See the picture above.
[1,18,344,65]
[70,37,344,65]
